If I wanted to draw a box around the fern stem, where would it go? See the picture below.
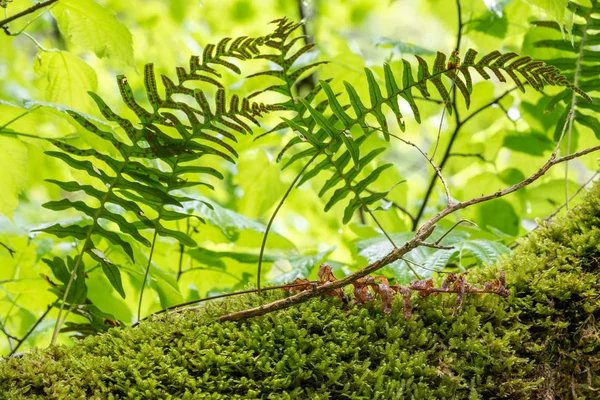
[137,230,159,321]
[50,131,140,343]
[257,152,320,292]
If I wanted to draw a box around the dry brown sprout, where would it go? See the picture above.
[282,264,510,319]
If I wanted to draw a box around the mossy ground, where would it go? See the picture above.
[1,184,599,399]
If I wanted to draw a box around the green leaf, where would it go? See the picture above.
[34,51,98,110]
[502,131,555,156]
[460,239,510,267]
[477,199,520,237]
[189,197,269,239]
[156,224,197,247]
[52,0,134,65]
[299,98,360,169]
[42,257,70,285]
[188,247,279,269]
[87,249,126,299]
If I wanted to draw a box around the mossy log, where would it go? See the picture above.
[1,184,599,399]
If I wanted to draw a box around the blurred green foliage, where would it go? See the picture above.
[0,0,598,356]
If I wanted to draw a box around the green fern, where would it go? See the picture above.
[531,0,599,139]
[271,48,586,225]
[37,27,283,337]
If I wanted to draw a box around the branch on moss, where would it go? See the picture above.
[134,280,321,327]
[218,143,600,322]
[0,0,58,34]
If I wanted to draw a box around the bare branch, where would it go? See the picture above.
[0,0,58,33]
[0,241,15,257]
[133,280,321,327]
[7,303,54,357]
[435,219,476,245]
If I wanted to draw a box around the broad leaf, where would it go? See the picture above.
[52,0,134,65]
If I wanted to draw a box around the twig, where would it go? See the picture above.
[547,169,599,221]
[400,256,440,273]
[7,303,54,357]
[413,87,518,230]
[417,241,455,250]
[133,280,321,327]
[563,4,593,211]
[379,128,452,206]
[366,188,416,226]
[0,241,15,257]
[0,0,58,32]
[218,143,600,322]
[435,219,476,245]
[176,243,185,281]
[449,152,490,163]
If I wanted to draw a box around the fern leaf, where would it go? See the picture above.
[275,45,584,224]
[39,24,286,326]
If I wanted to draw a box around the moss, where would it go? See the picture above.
[1,185,599,399]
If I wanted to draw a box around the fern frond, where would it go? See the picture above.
[277,48,583,224]
[531,0,599,139]
[38,26,285,336]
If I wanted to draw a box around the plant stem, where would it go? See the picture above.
[137,230,159,321]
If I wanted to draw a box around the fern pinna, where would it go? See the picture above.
[38,27,283,340]
[531,0,599,139]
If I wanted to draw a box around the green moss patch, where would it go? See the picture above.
[2,185,600,399]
